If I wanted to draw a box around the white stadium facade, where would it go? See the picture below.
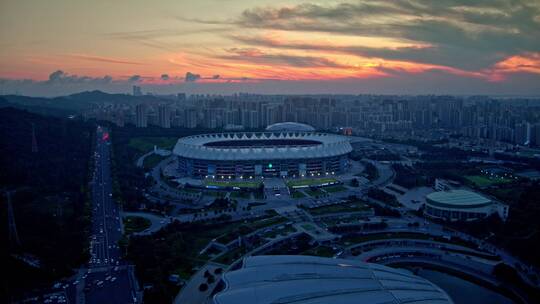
[211,255,454,304]
[173,130,352,178]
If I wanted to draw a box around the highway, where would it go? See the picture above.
[89,126,122,268]
[80,126,139,304]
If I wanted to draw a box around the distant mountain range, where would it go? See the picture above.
[0,90,167,116]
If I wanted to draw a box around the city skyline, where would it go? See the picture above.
[1,0,540,96]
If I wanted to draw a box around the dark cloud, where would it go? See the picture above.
[212,75,220,79]
[161,74,170,80]
[222,48,345,68]
[231,35,504,70]
[185,72,201,82]
[46,70,113,85]
[221,0,540,70]
[69,54,143,65]
[128,75,141,82]
[48,70,65,82]
[103,27,232,52]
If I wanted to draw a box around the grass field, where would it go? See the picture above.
[324,185,348,193]
[128,136,178,153]
[465,175,512,187]
[230,191,251,199]
[123,216,151,235]
[260,224,296,239]
[286,177,338,188]
[307,202,370,216]
[143,154,166,169]
[216,216,288,244]
[305,188,325,197]
[204,191,226,198]
[291,190,306,199]
[204,180,262,189]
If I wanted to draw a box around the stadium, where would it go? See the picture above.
[211,255,453,304]
[425,190,508,221]
[173,130,352,178]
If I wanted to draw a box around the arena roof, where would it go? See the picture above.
[426,190,492,209]
[173,132,352,161]
[213,255,453,304]
[266,122,315,132]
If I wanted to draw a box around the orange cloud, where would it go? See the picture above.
[486,53,540,81]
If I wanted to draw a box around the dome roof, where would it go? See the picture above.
[266,122,315,132]
[213,255,453,304]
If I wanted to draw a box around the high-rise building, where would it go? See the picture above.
[133,85,142,96]
[158,105,171,128]
[515,122,530,145]
[135,104,147,128]
[185,108,198,128]
[532,123,540,147]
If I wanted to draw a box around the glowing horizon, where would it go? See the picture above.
[1,0,539,95]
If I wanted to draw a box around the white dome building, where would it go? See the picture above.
[265,122,316,132]
[211,255,454,304]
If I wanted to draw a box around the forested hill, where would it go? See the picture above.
[1,90,167,114]
[0,107,94,301]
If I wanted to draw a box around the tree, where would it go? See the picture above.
[198,283,208,292]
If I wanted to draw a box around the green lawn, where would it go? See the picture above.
[128,136,178,153]
[307,202,370,216]
[143,154,166,169]
[205,180,262,189]
[204,191,226,198]
[301,223,317,231]
[465,175,512,187]
[291,190,306,199]
[213,247,246,265]
[123,216,151,235]
[260,224,296,239]
[215,216,288,244]
[230,191,251,199]
[286,177,338,188]
[324,185,348,193]
[305,188,325,197]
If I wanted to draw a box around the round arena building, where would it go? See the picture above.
[173,132,352,178]
[425,190,500,221]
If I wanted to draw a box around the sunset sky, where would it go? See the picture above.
[1,0,540,96]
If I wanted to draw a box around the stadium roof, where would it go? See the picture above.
[266,122,315,132]
[173,132,352,161]
[213,255,453,304]
[426,190,491,208]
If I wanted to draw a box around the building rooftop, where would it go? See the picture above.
[427,190,491,207]
[266,122,316,132]
[213,255,453,304]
